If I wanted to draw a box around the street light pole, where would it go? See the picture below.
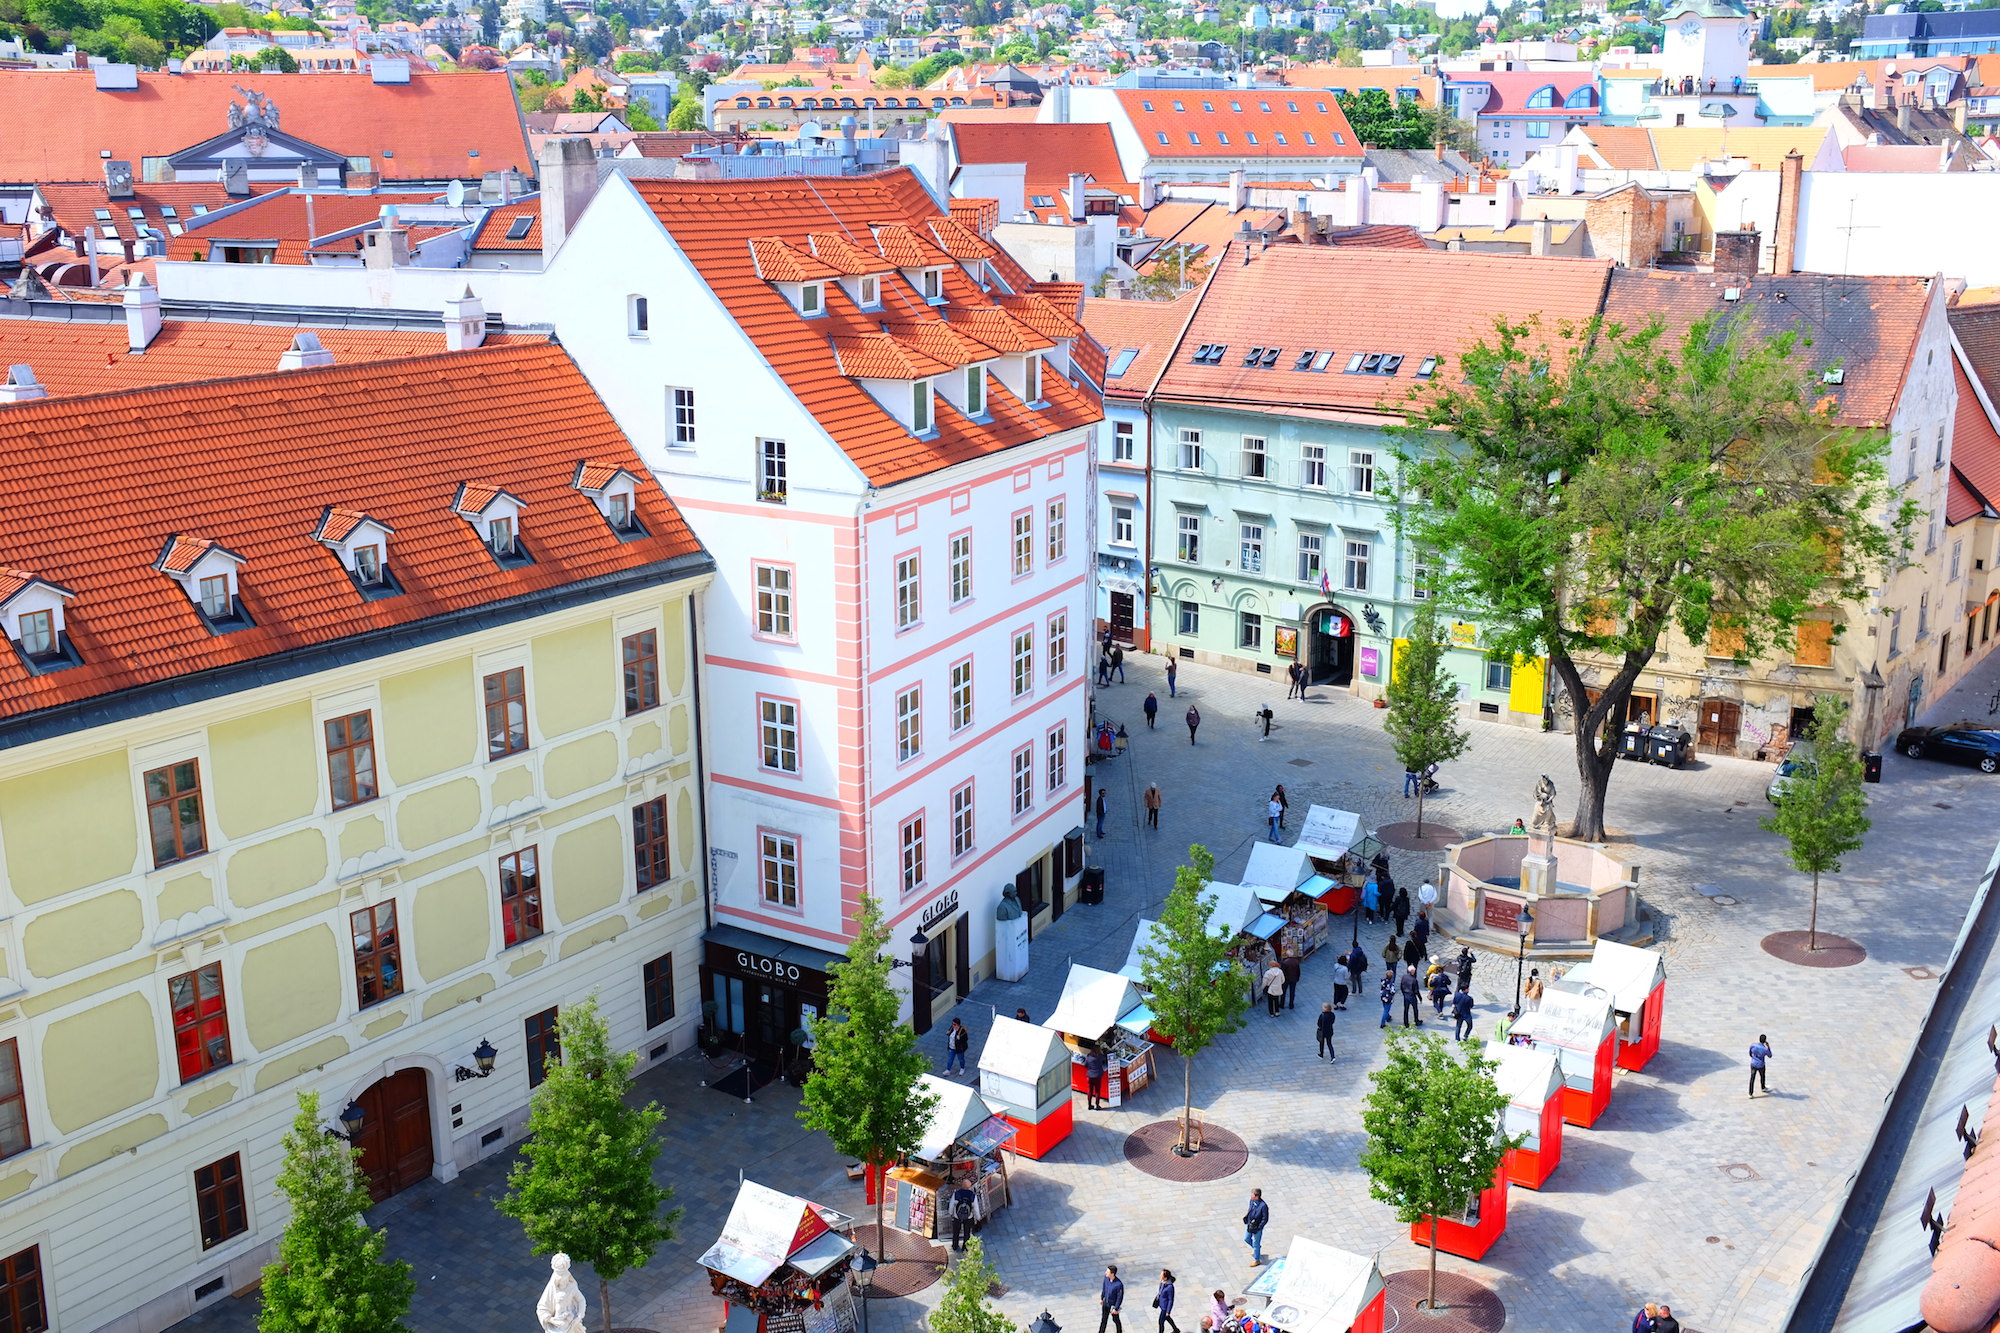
[1512,905,1534,1014]
[849,1248,877,1333]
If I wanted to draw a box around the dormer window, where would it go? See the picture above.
[199,575,231,620]
[919,268,942,301]
[801,282,823,315]
[19,609,54,657]
[571,462,647,540]
[1,569,78,672]
[489,516,517,556]
[610,493,630,528]
[314,507,399,596]
[155,535,251,632]
[1026,353,1044,404]
[913,379,933,434]
[452,483,531,569]
[859,275,879,307]
[965,366,985,418]
[354,544,383,586]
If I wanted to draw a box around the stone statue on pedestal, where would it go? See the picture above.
[1530,775,1557,834]
[1522,775,1559,897]
[537,1254,587,1333]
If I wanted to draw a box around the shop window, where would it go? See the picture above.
[349,901,402,1008]
[634,797,671,891]
[195,1154,248,1250]
[524,1006,560,1088]
[170,963,231,1083]
[643,953,674,1029]
[500,848,543,947]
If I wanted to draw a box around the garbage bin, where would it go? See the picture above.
[1618,722,1647,761]
[1079,867,1105,905]
[1863,751,1883,783]
[1647,725,1692,768]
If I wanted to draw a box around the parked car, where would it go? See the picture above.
[1767,741,1818,803]
[1895,723,2000,774]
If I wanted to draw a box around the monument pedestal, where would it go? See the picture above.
[1521,853,1556,899]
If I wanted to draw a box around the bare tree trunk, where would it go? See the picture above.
[1179,1053,1194,1154]
[1413,784,1426,839]
[1426,1215,1440,1310]
[1809,870,1819,951]
[874,1156,886,1261]
[601,1277,613,1333]
[1547,645,1651,843]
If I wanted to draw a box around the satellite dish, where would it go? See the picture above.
[798,119,823,141]
[446,178,466,206]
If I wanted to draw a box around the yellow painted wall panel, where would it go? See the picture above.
[361,1009,408,1041]
[674,787,696,875]
[0,1170,32,1203]
[551,816,622,923]
[532,619,614,738]
[628,719,662,764]
[240,924,341,1050]
[1509,655,1548,715]
[638,890,679,920]
[382,658,476,785]
[253,1035,350,1094]
[668,702,690,757]
[338,813,388,865]
[58,1113,168,1179]
[490,761,534,810]
[224,827,328,910]
[506,947,547,978]
[225,889,339,946]
[421,972,494,1019]
[43,993,159,1133]
[660,598,688,697]
[558,914,626,961]
[413,868,490,979]
[23,889,144,978]
[183,1077,239,1117]
[544,733,617,800]
[209,703,318,840]
[0,752,135,904]
[157,871,215,923]
[397,778,481,852]
[21,956,154,1019]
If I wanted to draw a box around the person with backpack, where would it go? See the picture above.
[1379,968,1397,1029]
[949,1182,978,1251]
[1428,962,1451,1017]
[1455,946,1476,993]
[944,1017,969,1076]
[1242,1188,1271,1266]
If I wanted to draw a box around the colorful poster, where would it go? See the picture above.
[1449,621,1480,648]
[1359,647,1380,677]
[1274,626,1299,659]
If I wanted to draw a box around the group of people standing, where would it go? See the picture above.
[1096,1190,1277,1333]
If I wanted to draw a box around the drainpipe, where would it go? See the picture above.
[688,593,715,936]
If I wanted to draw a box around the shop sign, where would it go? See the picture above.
[920,889,961,933]
[1449,621,1479,648]
[1359,647,1380,677]
[735,949,805,981]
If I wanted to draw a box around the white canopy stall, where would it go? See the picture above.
[978,1014,1073,1159]
[1043,964,1156,1106]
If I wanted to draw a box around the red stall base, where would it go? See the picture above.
[1350,1290,1387,1333]
[1411,1166,1509,1261]
[1318,883,1359,916]
[1615,981,1666,1072]
[1001,1100,1073,1160]
[1558,1034,1616,1127]
[1503,1096,1565,1190]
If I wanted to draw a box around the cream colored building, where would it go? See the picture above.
[0,339,714,1333]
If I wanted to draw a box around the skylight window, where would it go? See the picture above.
[1188,132,1201,145]
[1294,350,1316,370]
[1243,347,1265,367]
[100,223,119,239]
[1315,101,1328,112]
[1260,348,1279,367]
[1380,354,1403,374]
[1345,353,1365,373]
[1191,344,1228,365]
[1274,131,1289,145]
[1361,353,1383,373]
[1109,348,1140,377]
[1172,100,1185,110]
[159,205,178,218]
[93,208,111,220]
[1216,131,1230,145]
[1303,132,1317,145]
[1286,101,1299,112]
[126,207,145,219]
[1142,100,1155,110]
[505,214,534,240]
[1031,194,1055,207]
[1311,350,1335,371]
[1229,100,1241,111]
[1259,101,1272,112]
[1245,132,1259,145]
[192,203,210,214]
[1416,355,1438,378]
[1201,101,1214,111]
[1156,132,1170,145]
[1334,132,1347,144]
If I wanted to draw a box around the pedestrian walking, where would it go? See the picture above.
[1382,935,1402,976]
[1391,885,1411,936]
[1166,657,1179,697]
[1100,1266,1126,1333]
[1095,787,1108,838]
[1411,908,1431,955]
[1402,935,1423,969]
[1399,964,1422,1027]
[1256,703,1274,739]
[1452,984,1475,1040]
[1403,768,1420,798]
[1084,1044,1109,1110]
[1207,1292,1229,1332]
[1155,1271,1180,1333]
[1652,1306,1682,1333]
[1271,784,1288,829]
[1262,960,1286,1016]
[1144,782,1162,829]
[1346,945,1368,1003]
[1144,692,1159,728]
[1286,661,1303,699]
[1632,1303,1660,1333]
[1267,796,1283,842]
[1524,969,1544,1011]
[1242,1188,1270,1266]
[1379,968,1396,1028]
[1316,1003,1337,1060]
[1331,963,1349,1011]
[1098,652,1112,686]
[1428,964,1450,1016]
[1279,953,1301,1009]
[949,1182,977,1251]
[1748,1034,1772,1097]
[944,1016,969,1075]
[1186,705,1201,744]
[1112,644,1126,682]
[1361,874,1380,925]
[1455,946,1475,993]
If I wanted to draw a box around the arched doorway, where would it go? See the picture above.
[353,1068,434,1203]
[1305,603,1355,686]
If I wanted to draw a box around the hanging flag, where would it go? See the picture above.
[1319,569,1332,598]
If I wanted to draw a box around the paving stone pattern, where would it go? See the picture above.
[175,651,2000,1333]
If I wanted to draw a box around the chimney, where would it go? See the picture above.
[1051,76,1071,123]
[1897,101,1911,135]
[103,159,134,199]
[123,272,161,351]
[1139,177,1159,209]
[0,365,47,404]
[277,333,336,371]
[348,170,381,189]
[298,162,322,189]
[1530,216,1551,256]
[1711,226,1759,275]
[222,160,249,197]
[1229,167,1247,212]
[1068,171,1088,223]
[363,209,413,268]
[444,286,487,352]
[1774,148,1803,276]
[539,137,600,257]
[1955,101,1969,133]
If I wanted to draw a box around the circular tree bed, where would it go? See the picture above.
[1760,931,1866,968]
[1122,1121,1249,1182]
[1382,1269,1507,1330]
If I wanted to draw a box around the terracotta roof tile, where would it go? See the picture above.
[572,462,635,491]
[805,231,894,275]
[162,190,447,265]
[0,341,704,722]
[1952,360,2000,517]
[632,171,1101,487]
[948,197,1000,237]
[153,534,239,575]
[942,305,1056,353]
[471,198,541,251]
[1447,69,1598,116]
[751,236,842,282]
[1115,87,1363,160]
[925,218,998,261]
[1575,126,1660,171]
[0,569,71,606]
[871,222,954,270]
[1922,1071,2000,1332]
[32,181,285,242]
[1082,291,1200,399]
[0,70,532,184]
[1952,303,2000,407]
[995,290,1083,341]
[1323,224,1432,250]
[313,506,390,544]
[451,482,522,515]
[948,121,1136,202]
[830,332,958,379]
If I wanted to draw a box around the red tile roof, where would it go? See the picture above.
[926,218,998,261]
[750,237,842,282]
[1322,224,1431,250]
[1114,87,1363,160]
[0,341,705,722]
[1954,304,2000,407]
[32,181,284,243]
[1922,1071,2000,1333]
[1952,360,2000,520]
[470,197,541,251]
[942,306,1057,353]
[0,70,532,184]
[632,170,1101,487]
[0,317,531,399]
[0,569,72,607]
[948,197,1000,236]
[162,190,448,264]
[153,534,238,575]
[831,333,958,379]
[313,507,389,544]
[806,231,894,275]
[1082,291,1201,400]
[1575,126,1660,171]
[949,121,1136,202]
[1447,70,1599,116]
[1843,143,1952,172]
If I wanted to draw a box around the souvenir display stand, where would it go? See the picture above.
[1294,807,1365,916]
[1043,964,1157,1105]
[887,1075,1015,1239]
[1483,1041,1565,1190]
[978,1015,1073,1159]
[701,1180,859,1333]
[1519,988,1617,1128]
[1241,844,1332,959]
[1202,880,1285,996]
[1562,939,1667,1071]
[1240,1236,1387,1333]
[1410,1164,1509,1261]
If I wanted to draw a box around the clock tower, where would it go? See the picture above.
[1659,0,1753,92]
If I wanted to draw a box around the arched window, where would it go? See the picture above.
[735,97,751,108]
[627,294,649,337]
[1565,85,1595,108]
[1525,84,1556,108]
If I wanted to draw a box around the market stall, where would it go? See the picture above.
[1201,879,1288,996]
[978,1015,1073,1159]
[1561,939,1667,1071]
[1483,1040,1565,1190]
[1294,807,1365,917]
[1241,844,1333,960]
[885,1075,1015,1240]
[1518,987,1617,1128]
[700,1180,859,1333]
[1411,1163,1509,1261]
[1240,1236,1387,1333]
[1042,964,1157,1106]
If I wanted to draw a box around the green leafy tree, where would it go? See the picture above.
[799,894,939,1242]
[258,1092,415,1333]
[1139,844,1250,1155]
[625,97,661,129]
[571,84,605,111]
[1127,244,1210,301]
[1337,87,1433,149]
[925,1236,1012,1333]
[1762,693,1870,950]
[614,48,662,70]
[667,94,704,128]
[1392,311,1909,841]
[1382,602,1470,838]
[254,43,298,70]
[498,997,681,1333]
[1358,1034,1513,1312]
[875,63,911,86]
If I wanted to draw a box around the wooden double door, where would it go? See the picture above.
[1697,699,1742,755]
[354,1068,434,1203]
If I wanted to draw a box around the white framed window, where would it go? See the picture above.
[1301,442,1326,489]
[900,815,925,892]
[895,685,921,762]
[353,543,383,586]
[913,379,933,434]
[895,552,921,630]
[1179,600,1199,635]
[801,282,823,314]
[1179,428,1203,471]
[1047,723,1067,793]
[965,366,986,417]
[950,658,974,732]
[1240,522,1265,575]
[1952,539,1963,581]
[755,564,794,638]
[950,782,975,857]
[949,531,973,604]
[669,387,696,446]
[199,574,232,619]
[759,438,787,502]
[1112,503,1135,546]
[1239,611,1263,650]
[1349,450,1376,494]
[1113,419,1136,461]
[859,274,879,307]
[1177,512,1200,563]
[18,608,54,657]
[1048,612,1068,677]
[1485,659,1512,692]
[921,268,942,300]
[760,830,799,908]
[488,515,516,558]
[1242,435,1267,479]
[1012,628,1034,697]
[1012,511,1033,576]
[627,293,649,337]
[1047,499,1066,562]
[759,698,799,774]
[1297,531,1323,584]
[1011,744,1033,815]
[1343,539,1370,592]
[1411,549,1435,601]
[1026,353,1043,403]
